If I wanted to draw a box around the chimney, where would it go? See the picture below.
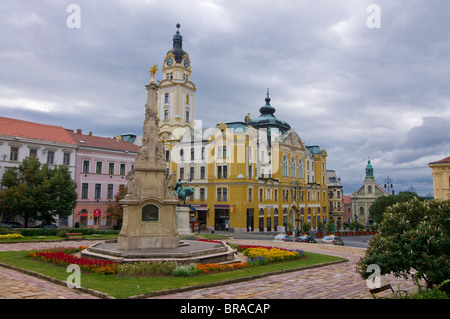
[89,132,92,136]
[76,129,82,134]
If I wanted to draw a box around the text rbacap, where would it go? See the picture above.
[225,303,270,314]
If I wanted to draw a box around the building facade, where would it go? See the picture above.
[327,170,344,230]
[428,156,450,200]
[155,26,329,233]
[67,129,140,229]
[0,117,77,225]
[351,160,386,226]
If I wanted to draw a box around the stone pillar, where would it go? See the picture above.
[176,206,193,237]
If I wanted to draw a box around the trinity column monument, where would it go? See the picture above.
[117,65,179,250]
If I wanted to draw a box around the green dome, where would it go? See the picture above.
[247,90,291,134]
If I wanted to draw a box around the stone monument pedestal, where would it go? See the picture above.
[176,206,193,237]
[117,198,179,250]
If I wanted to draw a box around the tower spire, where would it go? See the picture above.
[173,23,182,49]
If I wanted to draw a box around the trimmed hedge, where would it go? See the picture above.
[18,228,120,237]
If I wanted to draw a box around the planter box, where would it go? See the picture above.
[336,231,341,236]
[342,231,347,236]
[317,232,323,238]
[348,232,354,236]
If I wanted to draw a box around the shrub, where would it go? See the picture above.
[117,261,176,276]
[247,256,268,267]
[172,265,201,277]
[0,227,19,235]
[408,279,450,299]
[357,198,450,288]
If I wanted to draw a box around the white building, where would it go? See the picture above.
[0,117,77,225]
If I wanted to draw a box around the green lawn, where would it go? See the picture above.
[0,250,346,299]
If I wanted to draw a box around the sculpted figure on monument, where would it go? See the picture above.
[173,179,194,205]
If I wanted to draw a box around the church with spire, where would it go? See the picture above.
[153,24,330,233]
[351,160,387,226]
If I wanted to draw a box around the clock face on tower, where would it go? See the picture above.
[166,57,174,67]
[183,59,189,68]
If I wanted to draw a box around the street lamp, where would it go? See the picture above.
[383,176,394,195]
[289,179,302,237]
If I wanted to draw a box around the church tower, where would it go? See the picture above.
[365,160,374,180]
[158,24,196,138]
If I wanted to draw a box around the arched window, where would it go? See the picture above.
[298,158,304,179]
[368,185,372,193]
[282,154,288,177]
[291,156,296,177]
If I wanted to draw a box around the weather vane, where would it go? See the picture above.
[149,64,158,83]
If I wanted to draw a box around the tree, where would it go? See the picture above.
[107,185,128,228]
[357,198,450,288]
[369,191,419,224]
[0,156,77,227]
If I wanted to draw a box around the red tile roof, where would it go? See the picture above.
[67,129,140,153]
[429,156,450,164]
[0,116,76,145]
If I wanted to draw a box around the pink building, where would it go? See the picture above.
[67,129,140,229]
[342,195,352,224]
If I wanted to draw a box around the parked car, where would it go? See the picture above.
[322,235,344,246]
[273,233,293,242]
[295,235,317,243]
[5,222,23,228]
[0,223,11,228]
[33,224,58,228]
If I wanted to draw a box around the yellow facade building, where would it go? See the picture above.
[156,25,329,232]
[428,156,450,200]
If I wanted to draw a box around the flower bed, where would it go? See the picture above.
[28,247,117,275]
[195,262,249,274]
[243,247,302,263]
[0,233,24,240]
[26,243,305,278]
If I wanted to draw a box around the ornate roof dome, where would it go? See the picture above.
[167,23,188,63]
[247,89,291,134]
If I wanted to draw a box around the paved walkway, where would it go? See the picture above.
[151,239,422,299]
[0,239,422,299]
[0,240,99,299]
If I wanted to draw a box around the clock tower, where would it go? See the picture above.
[158,24,196,139]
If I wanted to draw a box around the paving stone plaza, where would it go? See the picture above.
[0,238,421,299]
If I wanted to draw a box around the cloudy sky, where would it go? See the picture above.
[1,0,449,196]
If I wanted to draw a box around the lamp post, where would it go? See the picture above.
[407,185,416,193]
[289,179,302,237]
[383,176,394,195]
